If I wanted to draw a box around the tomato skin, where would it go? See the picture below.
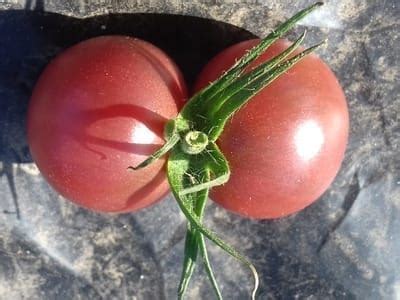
[28,36,187,213]
[195,39,349,219]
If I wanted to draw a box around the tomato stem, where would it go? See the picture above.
[180,130,209,155]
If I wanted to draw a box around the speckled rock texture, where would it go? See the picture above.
[0,0,399,299]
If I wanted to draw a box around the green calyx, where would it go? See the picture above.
[129,2,325,299]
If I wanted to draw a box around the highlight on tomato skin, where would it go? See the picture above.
[194,38,349,219]
[27,36,187,213]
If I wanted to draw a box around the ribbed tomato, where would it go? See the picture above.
[195,39,349,219]
[28,36,187,213]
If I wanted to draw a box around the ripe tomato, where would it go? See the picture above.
[195,39,349,219]
[28,36,187,213]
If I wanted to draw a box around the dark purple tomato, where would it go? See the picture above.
[195,39,349,219]
[28,36,187,213]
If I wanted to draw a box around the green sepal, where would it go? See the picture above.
[204,30,307,123]
[197,232,222,300]
[178,169,211,299]
[179,2,323,130]
[178,225,198,299]
[127,133,179,170]
[207,40,326,140]
[167,148,259,300]
[128,119,180,170]
[171,151,222,299]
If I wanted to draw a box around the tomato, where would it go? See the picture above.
[28,36,187,213]
[194,39,349,219]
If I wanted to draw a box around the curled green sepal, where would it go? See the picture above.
[168,148,259,300]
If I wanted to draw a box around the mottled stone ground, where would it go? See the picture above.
[1,1,399,299]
